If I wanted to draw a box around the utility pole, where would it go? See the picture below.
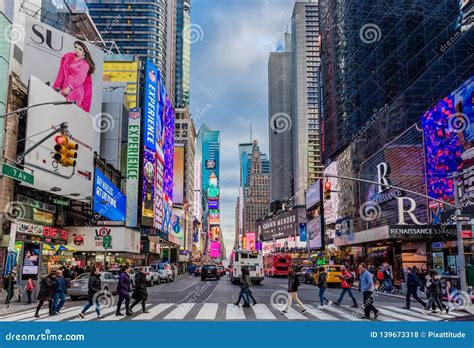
[0,101,75,119]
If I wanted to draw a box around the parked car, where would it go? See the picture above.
[194,266,202,277]
[150,263,175,282]
[108,268,137,288]
[133,266,160,286]
[201,264,220,281]
[217,265,225,276]
[69,271,118,300]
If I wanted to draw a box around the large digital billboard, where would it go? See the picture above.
[210,241,220,258]
[93,168,126,222]
[173,144,185,205]
[23,77,100,200]
[125,108,141,227]
[141,147,155,226]
[22,17,104,116]
[163,95,175,201]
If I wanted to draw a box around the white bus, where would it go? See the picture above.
[229,249,264,285]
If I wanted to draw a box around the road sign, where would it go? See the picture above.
[103,235,112,249]
[1,163,34,184]
[453,215,471,222]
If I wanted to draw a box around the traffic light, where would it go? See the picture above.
[324,181,331,200]
[53,133,78,167]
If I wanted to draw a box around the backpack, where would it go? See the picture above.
[377,271,384,280]
[346,274,355,284]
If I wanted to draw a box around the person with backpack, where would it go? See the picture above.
[334,265,358,308]
[425,270,445,314]
[316,266,331,308]
[403,267,426,310]
[376,266,385,291]
[282,267,307,314]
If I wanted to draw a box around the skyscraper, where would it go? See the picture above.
[196,124,220,193]
[268,50,294,202]
[87,1,168,78]
[291,0,323,204]
[175,0,191,107]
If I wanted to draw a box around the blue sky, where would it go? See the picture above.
[189,0,295,255]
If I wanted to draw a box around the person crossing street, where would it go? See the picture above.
[359,263,379,320]
[79,267,103,319]
[34,272,55,318]
[282,267,306,314]
[403,267,426,310]
[116,265,132,316]
[316,267,331,308]
[334,265,358,308]
[130,267,149,313]
[52,270,67,314]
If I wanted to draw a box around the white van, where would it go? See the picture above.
[229,250,264,285]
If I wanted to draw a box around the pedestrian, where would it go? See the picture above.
[79,267,103,319]
[34,272,55,318]
[116,265,132,316]
[3,272,16,305]
[52,270,67,314]
[382,263,394,293]
[62,265,71,287]
[130,267,149,313]
[316,266,330,308]
[376,266,384,291]
[282,267,307,314]
[359,263,379,319]
[234,284,257,306]
[424,270,445,314]
[334,265,358,308]
[403,267,426,310]
[234,266,251,307]
[26,278,35,304]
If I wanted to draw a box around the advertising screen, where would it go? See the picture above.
[171,208,185,248]
[22,17,104,117]
[154,155,164,230]
[141,147,155,226]
[93,168,126,221]
[126,108,141,227]
[173,145,185,205]
[162,197,173,235]
[210,241,220,258]
[208,200,219,210]
[246,232,256,250]
[21,242,39,279]
[163,96,175,201]
[306,180,321,209]
[23,77,100,200]
[308,216,322,248]
[205,159,216,169]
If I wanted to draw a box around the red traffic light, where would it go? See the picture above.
[324,181,331,191]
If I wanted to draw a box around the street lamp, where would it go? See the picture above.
[0,101,75,119]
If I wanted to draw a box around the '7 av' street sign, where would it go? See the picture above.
[1,163,34,185]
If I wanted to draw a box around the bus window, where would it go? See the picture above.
[235,253,239,261]
[248,254,257,259]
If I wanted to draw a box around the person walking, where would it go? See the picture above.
[79,267,103,319]
[3,272,16,305]
[130,267,149,314]
[359,263,379,319]
[282,267,306,314]
[424,270,444,314]
[235,267,251,307]
[52,270,67,314]
[116,265,132,316]
[334,265,358,308]
[316,267,330,308]
[34,272,55,318]
[26,278,36,304]
[403,267,426,310]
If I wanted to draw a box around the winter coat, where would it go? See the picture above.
[288,273,300,292]
[406,272,419,290]
[53,52,92,112]
[132,272,148,301]
[360,270,375,292]
[341,270,354,289]
[53,276,67,294]
[240,274,251,289]
[117,272,131,297]
[317,271,327,288]
[37,275,55,301]
[87,274,102,301]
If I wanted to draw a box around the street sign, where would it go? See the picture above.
[103,235,112,249]
[52,198,70,206]
[1,163,34,184]
[453,215,471,222]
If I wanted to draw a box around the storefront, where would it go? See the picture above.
[66,226,141,269]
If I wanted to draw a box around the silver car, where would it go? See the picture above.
[69,272,118,300]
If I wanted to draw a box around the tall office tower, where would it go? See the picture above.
[268,49,294,202]
[238,143,253,188]
[196,124,220,193]
[87,0,168,77]
[291,0,323,205]
[243,141,270,235]
[166,0,176,105]
[174,108,196,251]
[320,0,472,162]
[175,0,191,107]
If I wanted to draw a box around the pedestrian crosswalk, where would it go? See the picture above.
[0,302,469,322]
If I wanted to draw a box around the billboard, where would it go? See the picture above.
[173,145,185,205]
[209,241,220,258]
[246,232,256,250]
[307,216,322,248]
[67,226,140,253]
[22,17,104,116]
[306,180,321,209]
[154,156,164,230]
[163,96,175,201]
[93,168,126,221]
[23,77,100,200]
[205,159,216,169]
[323,161,339,225]
[171,208,185,248]
[256,208,304,242]
[125,108,140,227]
[141,147,155,226]
[208,200,219,210]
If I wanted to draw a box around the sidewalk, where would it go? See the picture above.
[0,289,72,316]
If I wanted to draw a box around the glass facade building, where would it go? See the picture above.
[196,124,220,193]
[175,0,190,107]
[86,0,168,77]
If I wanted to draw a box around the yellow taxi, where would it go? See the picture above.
[312,265,343,287]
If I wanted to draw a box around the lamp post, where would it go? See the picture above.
[0,100,75,119]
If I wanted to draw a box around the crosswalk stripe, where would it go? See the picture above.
[377,307,429,322]
[164,303,195,320]
[131,303,173,321]
[69,305,118,321]
[321,305,362,321]
[252,304,276,320]
[14,306,81,322]
[1,308,47,321]
[305,304,340,320]
[407,306,466,317]
[226,304,245,320]
[281,307,307,320]
[36,306,84,322]
[196,303,218,320]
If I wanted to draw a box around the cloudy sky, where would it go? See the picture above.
[189,0,295,256]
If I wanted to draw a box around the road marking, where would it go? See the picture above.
[376,307,429,321]
[281,307,307,320]
[69,305,118,321]
[226,304,246,320]
[164,303,195,320]
[131,303,174,321]
[1,309,47,321]
[407,306,467,317]
[384,306,453,320]
[252,304,276,320]
[305,304,339,320]
[321,305,363,321]
[11,306,81,322]
[196,303,218,320]
[36,306,85,322]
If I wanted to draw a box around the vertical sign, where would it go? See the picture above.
[126,108,141,227]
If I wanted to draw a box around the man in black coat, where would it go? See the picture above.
[403,267,427,309]
[130,268,149,313]
[34,272,55,318]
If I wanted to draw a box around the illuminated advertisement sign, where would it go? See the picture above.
[93,168,126,221]
[208,186,219,199]
[246,232,256,250]
[126,108,140,227]
[162,197,173,235]
[205,159,216,169]
[171,208,185,248]
[208,200,219,210]
[163,96,175,201]
[209,214,220,225]
[142,59,163,153]
[173,145,185,205]
[153,155,164,230]
[141,148,155,226]
[210,241,220,258]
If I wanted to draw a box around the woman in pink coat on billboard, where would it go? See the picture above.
[53,41,95,113]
